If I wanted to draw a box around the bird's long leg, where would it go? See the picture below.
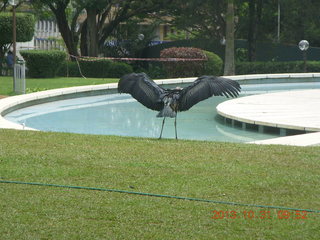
[174,114,178,140]
[159,117,166,139]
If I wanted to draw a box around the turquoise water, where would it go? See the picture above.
[5,82,320,142]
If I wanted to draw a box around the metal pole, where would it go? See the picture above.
[303,51,307,73]
[13,4,16,92]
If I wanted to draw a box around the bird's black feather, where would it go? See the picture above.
[118,73,165,111]
[178,76,241,111]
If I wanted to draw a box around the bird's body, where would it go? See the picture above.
[157,89,181,118]
[118,72,241,139]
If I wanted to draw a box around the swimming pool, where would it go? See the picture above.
[4,81,320,142]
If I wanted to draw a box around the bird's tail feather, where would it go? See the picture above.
[157,105,176,118]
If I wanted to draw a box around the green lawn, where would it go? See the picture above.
[0,130,319,239]
[0,76,319,239]
[0,76,118,96]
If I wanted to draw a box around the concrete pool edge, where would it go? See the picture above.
[1,73,320,146]
[217,89,320,146]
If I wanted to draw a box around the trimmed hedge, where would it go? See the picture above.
[160,47,223,77]
[235,61,320,75]
[0,13,35,45]
[160,47,207,77]
[20,50,67,78]
[58,59,133,78]
[203,50,223,75]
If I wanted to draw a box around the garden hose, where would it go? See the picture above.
[0,179,319,214]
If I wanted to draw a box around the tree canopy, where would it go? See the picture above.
[31,0,173,57]
[0,12,35,59]
[7,0,319,62]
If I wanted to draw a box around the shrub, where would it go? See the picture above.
[77,59,112,78]
[160,47,207,77]
[202,50,223,75]
[132,62,167,79]
[0,13,35,46]
[235,61,320,75]
[20,50,67,78]
[58,59,133,78]
[108,61,134,78]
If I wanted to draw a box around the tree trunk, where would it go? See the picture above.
[248,0,263,61]
[80,21,88,56]
[248,0,256,61]
[54,9,79,58]
[223,0,235,76]
[86,8,99,57]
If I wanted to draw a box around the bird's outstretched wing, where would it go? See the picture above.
[118,73,165,111]
[178,76,241,111]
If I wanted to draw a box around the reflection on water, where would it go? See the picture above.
[5,81,320,142]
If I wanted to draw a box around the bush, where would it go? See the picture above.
[108,61,134,78]
[160,47,207,77]
[202,50,223,75]
[76,59,112,78]
[131,62,167,79]
[20,50,67,78]
[58,59,133,78]
[0,13,35,46]
[235,61,320,75]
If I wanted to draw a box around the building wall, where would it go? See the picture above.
[17,20,64,51]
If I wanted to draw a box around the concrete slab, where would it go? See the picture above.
[251,132,320,146]
[217,89,320,146]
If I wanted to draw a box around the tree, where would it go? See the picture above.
[0,12,35,63]
[31,0,80,57]
[247,0,262,61]
[169,0,227,40]
[223,0,235,75]
[32,0,173,57]
[279,0,320,46]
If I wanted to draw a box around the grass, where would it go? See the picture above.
[0,75,319,238]
[0,129,319,239]
[0,76,118,96]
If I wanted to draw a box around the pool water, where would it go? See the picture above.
[5,82,320,142]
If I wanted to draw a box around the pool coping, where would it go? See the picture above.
[1,73,320,146]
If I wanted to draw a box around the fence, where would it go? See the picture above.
[14,60,26,94]
[34,38,64,51]
[18,20,65,51]
[35,20,60,39]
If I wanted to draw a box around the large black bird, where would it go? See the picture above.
[118,73,241,139]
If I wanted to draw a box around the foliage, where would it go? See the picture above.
[26,87,49,93]
[0,13,35,46]
[160,47,207,77]
[58,59,133,78]
[164,26,196,41]
[279,0,320,46]
[131,62,167,79]
[235,48,248,62]
[235,61,320,75]
[202,50,223,76]
[108,61,134,78]
[168,0,227,40]
[20,50,67,78]
[32,0,173,57]
[103,18,159,58]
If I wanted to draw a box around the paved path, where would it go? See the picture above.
[217,89,320,146]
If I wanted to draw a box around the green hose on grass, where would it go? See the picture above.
[1,179,319,214]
